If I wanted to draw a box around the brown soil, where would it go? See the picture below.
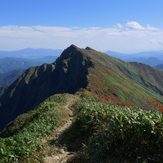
[44,96,78,163]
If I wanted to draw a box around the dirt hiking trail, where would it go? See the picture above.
[44,96,78,163]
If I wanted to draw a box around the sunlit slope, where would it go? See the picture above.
[84,47,163,108]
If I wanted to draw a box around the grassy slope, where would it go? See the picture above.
[61,93,163,163]
[0,93,74,162]
[84,48,163,110]
[0,93,163,162]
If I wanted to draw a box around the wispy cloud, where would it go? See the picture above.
[150,39,163,46]
[117,21,159,31]
[0,22,162,53]
[126,21,145,30]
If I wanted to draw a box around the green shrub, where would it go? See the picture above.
[68,96,163,163]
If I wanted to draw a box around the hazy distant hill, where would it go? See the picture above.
[105,50,128,60]
[1,45,163,131]
[0,69,25,95]
[0,56,58,73]
[106,50,163,66]
[33,55,58,64]
[125,57,163,66]
[134,51,163,60]
[0,48,62,59]
[0,69,25,88]
[155,64,163,69]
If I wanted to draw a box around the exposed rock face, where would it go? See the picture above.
[0,45,94,131]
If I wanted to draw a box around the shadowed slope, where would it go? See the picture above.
[0,45,93,131]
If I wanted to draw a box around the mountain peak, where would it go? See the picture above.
[61,44,80,56]
[85,46,93,50]
[70,44,78,48]
[67,44,79,51]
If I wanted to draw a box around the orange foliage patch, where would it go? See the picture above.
[158,106,163,113]
[81,90,98,98]
[82,90,129,107]
[146,98,163,113]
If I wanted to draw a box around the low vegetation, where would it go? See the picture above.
[0,93,72,162]
[61,93,163,163]
[1,92,163,162]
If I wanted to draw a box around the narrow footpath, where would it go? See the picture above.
[44,97,77,163]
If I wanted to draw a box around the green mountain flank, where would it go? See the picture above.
[0,45,163,162]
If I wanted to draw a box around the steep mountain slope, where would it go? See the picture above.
[0,45,93,131]
[0,44,163,132]
[0,86,8,96]
[85,47,163,107]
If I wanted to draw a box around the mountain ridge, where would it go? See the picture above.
[0,45,93,131]
[0,44,163,131]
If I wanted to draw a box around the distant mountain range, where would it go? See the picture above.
[0,56,58,73]
[0,69,25,87]
[105,50,163,60]
[1,47,163,68]
[0,48,62,59]
[0,69,25,96]
[105,50,163,67]
[125,57,163,67]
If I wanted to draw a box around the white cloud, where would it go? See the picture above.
[116,23,124,29]
[0,24,162,53]
[117,21,159,31]
[107,32,121,36]
[146,24,159,30]
[150,39,163,46]
[125,21,145,30]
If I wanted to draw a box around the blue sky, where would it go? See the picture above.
[0,0,163,53]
